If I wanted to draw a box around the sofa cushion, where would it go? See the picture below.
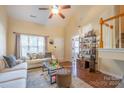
[1,62,27,72]
[0,78,26,88]
[0,69,27,82]
[27,59,43,64]
[13,62,27,70]
[27,63,42,69]
[3,55,17,68]
[27,58,51,64]
[16,59,23,64]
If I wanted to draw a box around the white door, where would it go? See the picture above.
[54,38,64,61]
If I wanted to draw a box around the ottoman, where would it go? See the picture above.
[56,69,72,88]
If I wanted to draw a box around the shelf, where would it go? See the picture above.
[79,31,96,72]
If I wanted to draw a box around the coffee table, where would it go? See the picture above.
[47,65,63,84]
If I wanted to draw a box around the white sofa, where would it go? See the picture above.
[27,58,51,69]
[26,52,52,69]
[0,59,27,88]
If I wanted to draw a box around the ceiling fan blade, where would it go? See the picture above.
[39,8,49,10]
[48,13,53,19]
[60,5,71,9]
[58,13,65,19]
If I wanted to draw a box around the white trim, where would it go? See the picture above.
[98,48,124,53]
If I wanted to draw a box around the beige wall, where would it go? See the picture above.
[7,17,65,60]
[64,5,114,61]
[64,16,78,61]
[0,6,8,57]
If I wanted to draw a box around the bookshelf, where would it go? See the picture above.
[79,30,96,72]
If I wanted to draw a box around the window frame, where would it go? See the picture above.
[20,34,47,57]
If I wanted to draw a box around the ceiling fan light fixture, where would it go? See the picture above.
[52,5,59,14]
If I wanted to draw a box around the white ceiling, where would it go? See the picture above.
[6,5,81,27]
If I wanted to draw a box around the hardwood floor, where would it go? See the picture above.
[71,61,121,88]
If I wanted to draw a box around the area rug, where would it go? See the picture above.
[27,68,92,88]
[77,68,121,88]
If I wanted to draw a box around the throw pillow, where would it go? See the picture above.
[37,52,45,59]
[31,53,37,59]
[2,57,9,68]
[3,55,17,68]
[27,53,38,59]
[45,52,52,58]
[0,60,6,72]
[27,53,32,60]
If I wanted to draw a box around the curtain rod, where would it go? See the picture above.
[13,32,49,37]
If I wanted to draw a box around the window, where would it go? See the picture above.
[20,34,46,57]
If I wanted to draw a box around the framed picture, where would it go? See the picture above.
[49,39,54,45]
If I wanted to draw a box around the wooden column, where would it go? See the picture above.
[99,18,104,48]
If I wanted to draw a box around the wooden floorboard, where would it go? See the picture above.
[75,62,121,88]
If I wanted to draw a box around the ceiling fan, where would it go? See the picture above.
[39,5,71,19]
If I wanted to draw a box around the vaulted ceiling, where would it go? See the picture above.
[6,5,81,27]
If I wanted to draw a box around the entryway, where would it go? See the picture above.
[72,35,80,76]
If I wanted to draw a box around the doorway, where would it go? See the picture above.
[72,35,79,76]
